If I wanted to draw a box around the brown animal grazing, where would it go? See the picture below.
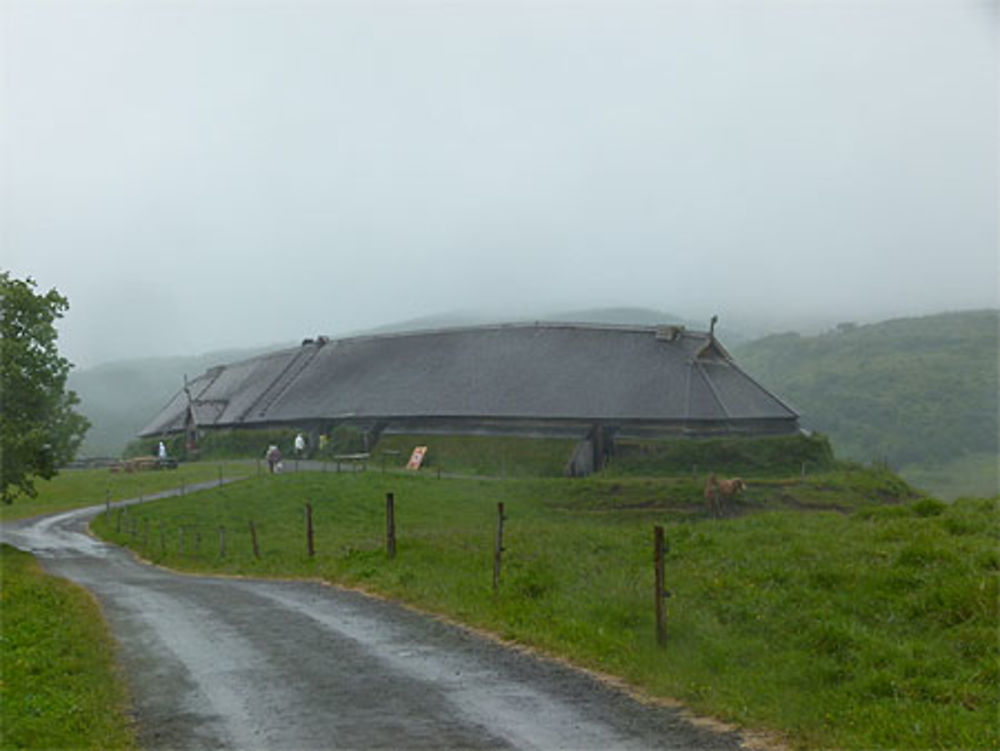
[704,474,747,518]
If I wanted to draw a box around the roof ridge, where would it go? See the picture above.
[315,321,711,347]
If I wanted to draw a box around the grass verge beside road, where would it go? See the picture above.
[92,471,999,751]
[0,545,135,750]
[0,462,252,523]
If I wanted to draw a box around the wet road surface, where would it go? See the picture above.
[2,493,745,750]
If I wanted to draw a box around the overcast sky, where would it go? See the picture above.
[2,0,997,368]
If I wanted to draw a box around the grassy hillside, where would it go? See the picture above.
[733,310,999,498]
[91,471,998,751]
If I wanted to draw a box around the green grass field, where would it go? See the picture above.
[91,470,999,750]
[0,545,135,750]
[0,462,253,523]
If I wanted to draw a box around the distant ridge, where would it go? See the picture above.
[732,308,999,498]
[351,306,686,336]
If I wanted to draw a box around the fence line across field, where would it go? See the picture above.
[103,489,673,646]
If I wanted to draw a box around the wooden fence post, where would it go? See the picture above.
[249,520,260,559]
[654,525,670,646]
[493,502,506,594]
[218,526,226,558]
[218,464,224,487]
[178,527,184,555]
[159,524,165,556]
[105,489,110,520]
[116,509,122,534]
[305,503,315,557]
[385,492,396,559]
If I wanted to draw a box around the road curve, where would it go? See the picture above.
[2,495,745,751]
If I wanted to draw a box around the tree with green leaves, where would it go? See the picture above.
[1,272,90,504]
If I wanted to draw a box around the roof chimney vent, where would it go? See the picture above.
[655,325,685,342]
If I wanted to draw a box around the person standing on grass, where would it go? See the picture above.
[266,445,281,474]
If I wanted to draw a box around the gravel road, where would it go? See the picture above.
[2,492,746,750]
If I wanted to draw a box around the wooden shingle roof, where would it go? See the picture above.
[138,323,798,436]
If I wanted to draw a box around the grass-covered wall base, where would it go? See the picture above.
[375,433,578,477]
[609,433,836,476]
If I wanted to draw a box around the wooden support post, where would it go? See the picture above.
[654,525,669,646]
[385,492,396,559]
[249,520,260,559]
[493,502,506,594]
[218,526,226,558]
[178,527,185,555]
[306,503,315,557]
[195,531,201,556]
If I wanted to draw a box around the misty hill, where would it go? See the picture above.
[68,345,283,457]
[357,306,693,335]
[732,309,998,497]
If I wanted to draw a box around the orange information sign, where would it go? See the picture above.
[406,446,428,470]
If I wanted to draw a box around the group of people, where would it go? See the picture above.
[265,433,308,473]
